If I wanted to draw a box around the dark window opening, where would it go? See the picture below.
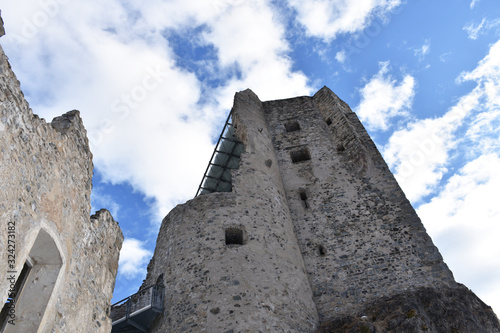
[299,190,309,209]
[290,148,311,163]
[326,118,332,126]
[225,228,244,245]
[317,245,327,256]
[284,120,300,132]
[337,144,345,153]
[0,259,33,329]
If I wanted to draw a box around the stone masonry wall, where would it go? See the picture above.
[262,86,455,322]
[143,89,318,332]
[138,87,500,332]
[0,27,122,332]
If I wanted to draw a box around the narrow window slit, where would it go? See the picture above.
[299,190,309,209]
[0,258,33,329]
[318,245,327,256]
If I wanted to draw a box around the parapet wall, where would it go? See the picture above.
[0,30,122,332]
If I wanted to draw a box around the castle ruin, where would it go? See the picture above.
[0,11,499,333]
[134,88,500,332]
[0,16,123,332]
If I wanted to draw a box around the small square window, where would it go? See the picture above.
[325,118,332,126]
[225,228,244,245]
[284,120,300,132]
[290,147,311,163]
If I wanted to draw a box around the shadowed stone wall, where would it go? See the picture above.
[262,87,455,321]
[0,20,123,332]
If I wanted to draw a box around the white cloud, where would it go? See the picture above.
[287,0,403,41]
[458,38,500,85]
[464,18,486,40]
[459,38,500,157]
[463,18,500,40]
[470,0,480,9]
[118,238,152,279]
[383,92,478,202]
[417,154,500,315]
[383,39,500,315]
[440,52,452,63]
[384,39,500,203]
[383,121,450,201]
[335,50,346,63]
[355,61,415,131]
[1,0,312,225]
[413,39,430,60]
[200,1,312,102]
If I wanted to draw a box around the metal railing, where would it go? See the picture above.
[195,110,245,197]
[110,284,164,332]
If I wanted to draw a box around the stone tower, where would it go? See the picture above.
[0,16,123,332]
[138,88,499,332]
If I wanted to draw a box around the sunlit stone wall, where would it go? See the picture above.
[143,87,457,332]
[142,89,318,332]
[0,22,123,332]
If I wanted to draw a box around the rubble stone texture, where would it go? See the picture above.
[0,17,123,332]
[142,88,500,332]
[0,10,498,332]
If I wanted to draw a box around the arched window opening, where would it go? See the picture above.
[2,229,62,333]
[156,274,164,286]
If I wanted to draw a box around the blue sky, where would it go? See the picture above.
[1,0,500,315]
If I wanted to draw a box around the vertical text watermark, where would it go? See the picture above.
[2,221,17,326]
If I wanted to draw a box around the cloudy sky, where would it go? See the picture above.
[1,0,499,314]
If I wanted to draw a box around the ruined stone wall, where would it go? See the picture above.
[143,90,318,332]
[0,29,122,332]
[138,87,500,332]
[262,86,455,322]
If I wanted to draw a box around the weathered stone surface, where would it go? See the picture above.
[0,22,123,332]
[140,87,499,332]
[316,284,500,333]
[142,89,318,332]
[263,87,455,321]
[0,12,4,37]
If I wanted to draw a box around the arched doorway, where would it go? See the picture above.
[1,229,63,332]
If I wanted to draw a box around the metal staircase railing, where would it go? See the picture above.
[110,284,164,332]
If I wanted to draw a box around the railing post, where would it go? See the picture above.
[126,298,131,320]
